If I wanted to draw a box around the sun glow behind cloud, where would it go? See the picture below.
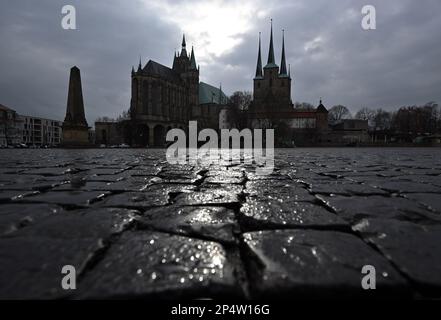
[145,0,269,66]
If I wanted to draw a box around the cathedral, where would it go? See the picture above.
[127,35,226,147]
[95,35,227,147]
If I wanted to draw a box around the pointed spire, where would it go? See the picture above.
[190,46,197,70]
[172,51,177,69]
[181,33,187,57]
[279,29,288,76]
[265,19,277,68]
[288,63,291,78]
[255,32,263,78]
[131,66,135,75]
[182,34,186,48]
[137,56,142,72]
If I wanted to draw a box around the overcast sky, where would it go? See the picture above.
[1,0,440,125]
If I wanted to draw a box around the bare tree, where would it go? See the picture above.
[328,105,352,124]
[391,102,439,136]
[230,91,252,111]
[355,107,376,121]
[374,109,392,131]
[95,116,114,123]
[423,101,440,133]
[294,102,315,110]
[227,91,251,129]
[117,109,131,121]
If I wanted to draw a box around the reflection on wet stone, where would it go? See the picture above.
[138,205,239,243]
[0,148,441,298]
[354,219,441,292]
[79,231,242,299]
[242,230,409,298]
[240,198,347,230]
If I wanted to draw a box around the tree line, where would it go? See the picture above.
[227,91,440,137]
[328,102,440,135]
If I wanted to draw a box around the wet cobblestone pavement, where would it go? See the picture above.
[0,148,440,299]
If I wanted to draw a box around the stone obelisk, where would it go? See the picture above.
[62,66,90,146]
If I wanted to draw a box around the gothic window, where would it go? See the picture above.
[152,82,160,115]
[166,86,170,117]
[132,78,138,101]
[143,80,149,114]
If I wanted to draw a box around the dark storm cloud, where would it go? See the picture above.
[214,0,441,110]
[0,0,179,123]
[1,0,440,124]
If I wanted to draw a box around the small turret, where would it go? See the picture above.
[190,46,197,70]
[172,51,177,69]
[317,98,328,113]
[137,56,142,72]
[181,34,188,57]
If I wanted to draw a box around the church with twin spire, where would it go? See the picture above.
[248,21,329,144]
[250,21,293,115]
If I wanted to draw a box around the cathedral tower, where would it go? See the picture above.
[174,34,199,110]
[252,20,292,114]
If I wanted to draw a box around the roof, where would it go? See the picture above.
[316,103,328,113]
[263,62,279,69]
[199,82,228,105]
[0,104,15,112]
[142,60,182,83]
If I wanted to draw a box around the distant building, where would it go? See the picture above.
[0,104,62,147]
[328,119,370,144]
[0,104,22,146]
[195,82,229,130]
[95,120,123,146]
[88,129,96,145]
[21,115,62,146]
[219,107,230,130]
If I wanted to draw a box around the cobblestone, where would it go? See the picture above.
[0,148,440,299]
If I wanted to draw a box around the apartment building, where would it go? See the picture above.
[21,115,62,146]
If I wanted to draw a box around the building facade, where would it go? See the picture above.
[328,119,370,144]
[1,104,63,147]
[95,120,124,146]
[196,82,228,130]
[0,104,23,146]
[21,115,62,146]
